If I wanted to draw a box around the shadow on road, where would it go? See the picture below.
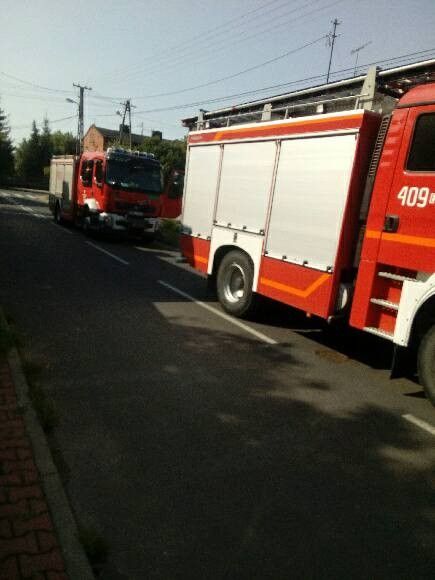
[1,202,433,579]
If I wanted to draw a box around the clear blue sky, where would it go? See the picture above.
[1,0,434,145]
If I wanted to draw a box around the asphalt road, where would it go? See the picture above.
[1,189,434,579]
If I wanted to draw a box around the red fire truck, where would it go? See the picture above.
[180,60,435,404]
[49,147,183,236]
[160,168,185,218]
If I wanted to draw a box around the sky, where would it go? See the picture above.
[1,0,434,145]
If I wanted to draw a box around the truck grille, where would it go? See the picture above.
[115,202,156,214]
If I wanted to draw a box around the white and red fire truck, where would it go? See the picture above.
[49,147,184,236]
[180,60,435,404]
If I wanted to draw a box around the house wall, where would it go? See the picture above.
[84,127,105,152]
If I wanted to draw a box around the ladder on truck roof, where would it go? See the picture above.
[182,58,435,131]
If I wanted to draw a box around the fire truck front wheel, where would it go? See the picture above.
[217,250,256,318]
[418,324,435,406]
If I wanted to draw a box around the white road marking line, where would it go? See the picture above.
[402,414,435,437]
[18,205,48,220]
[86,241,129,265]
[1,193,73,233]
[158,280,277,345]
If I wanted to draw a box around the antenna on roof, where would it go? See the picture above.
[351,41,372,76]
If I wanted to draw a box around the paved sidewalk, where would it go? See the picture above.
[0,356,68,579]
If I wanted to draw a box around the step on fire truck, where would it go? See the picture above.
[48,147,184,237]
[180,59,435,405]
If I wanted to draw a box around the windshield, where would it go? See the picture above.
[106,158,163,193]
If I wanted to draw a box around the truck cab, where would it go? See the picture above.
[50,148,164,238]
[350,83,435,402]
[77,148,163,236]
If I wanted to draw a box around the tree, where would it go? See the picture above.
[39,117,53,171]
[51,130,76,155]
[16,121,77,185]
[138,136,186,180]
[0,103,14,183]
[15,121,41,180]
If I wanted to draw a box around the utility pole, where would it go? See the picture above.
[72,83,92,153]
[118,99,136,149]
[326,18,341,83]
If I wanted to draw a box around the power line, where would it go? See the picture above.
[0,1,340,106]
[0,92,72,104]
[114,0,332,86]
[127,48,435,116]
[0,71,72,95]
[10,115,77,130]
[88,46,435,111]
[131,35,327,100]
[100,0,288,80]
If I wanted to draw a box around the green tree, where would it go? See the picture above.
[15,121,41,180]
[51,130,76,155]
[139,136,186,179]
[16,122,77,185]
[39,117,53,172]
[0,103,14,183]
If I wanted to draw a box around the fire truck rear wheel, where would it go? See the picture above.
[217,250,256,318]
[418,324,435,406]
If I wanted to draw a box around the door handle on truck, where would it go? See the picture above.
[384,214,399,233]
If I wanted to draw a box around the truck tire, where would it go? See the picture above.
[417,324,435,406]
[216,250,256,318]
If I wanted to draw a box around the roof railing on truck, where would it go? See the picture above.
[183,58,435,131]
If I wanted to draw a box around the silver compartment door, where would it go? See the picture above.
[182,145,221,239]
[266,133,358,271]
[215,141,276,233]
[55,162,65,197]
[62,163,74,209]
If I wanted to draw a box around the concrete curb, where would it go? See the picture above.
[1,310,94,580]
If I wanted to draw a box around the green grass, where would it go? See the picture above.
[157,218,181,247]
[0,311,58,434]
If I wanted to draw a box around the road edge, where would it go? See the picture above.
[1,309,94,580]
